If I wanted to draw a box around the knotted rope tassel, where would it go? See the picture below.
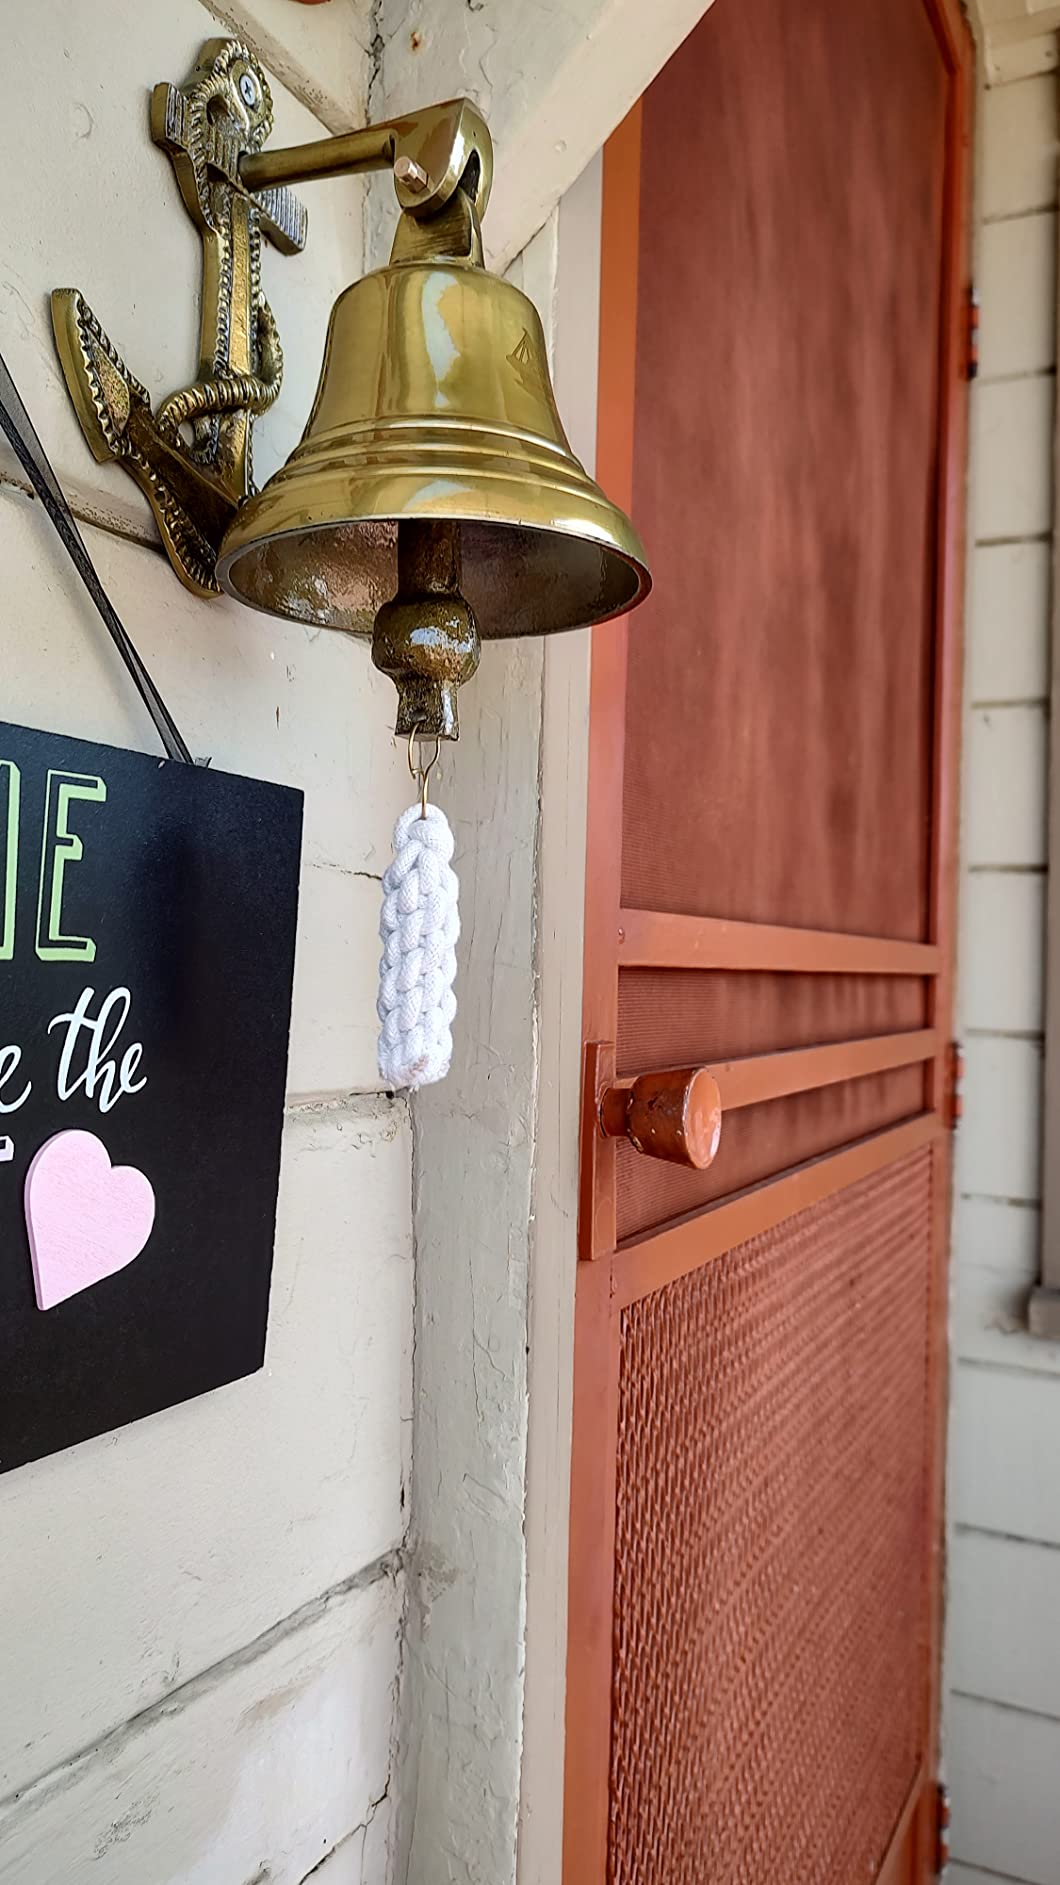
[377,800,460,1089]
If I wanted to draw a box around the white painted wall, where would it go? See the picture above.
[0,5,412,1881]
[946,33,1060,1885]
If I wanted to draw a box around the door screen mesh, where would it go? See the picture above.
[609,1150,933,1884]
[621,0,946,939]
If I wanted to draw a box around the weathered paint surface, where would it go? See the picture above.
[0,1570,402,1884]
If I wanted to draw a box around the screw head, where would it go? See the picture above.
[395,154,430,194]
[238,69,260,109]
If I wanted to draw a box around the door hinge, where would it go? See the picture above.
[944,1041,963,1131]
[934,1780,951,1876]
[965,285,980,381]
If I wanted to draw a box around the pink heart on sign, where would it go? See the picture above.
[25,1131,156,1312]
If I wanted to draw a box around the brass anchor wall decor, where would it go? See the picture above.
[53,38,651,741]
[53,41,307,598]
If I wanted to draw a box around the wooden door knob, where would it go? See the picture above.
[599,1066,723,1169]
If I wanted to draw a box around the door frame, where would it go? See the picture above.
[563,2,974,1874]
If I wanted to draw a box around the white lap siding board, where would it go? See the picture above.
[0,6,411,1882]
[946,40,1060,1885]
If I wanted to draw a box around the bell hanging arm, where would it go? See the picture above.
[239,96,493,227]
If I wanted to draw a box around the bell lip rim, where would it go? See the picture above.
[215,507,653,636]
[217,500,651,579]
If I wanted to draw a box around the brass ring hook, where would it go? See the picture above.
[408,726,441,819]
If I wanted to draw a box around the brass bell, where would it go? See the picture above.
[217,237,649,737]
[52,53,650,740]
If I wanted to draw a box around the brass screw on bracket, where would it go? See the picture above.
[394,154,430,192]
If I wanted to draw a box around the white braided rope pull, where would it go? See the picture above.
[377,801,460,1089]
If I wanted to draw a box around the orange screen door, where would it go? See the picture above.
[564,1,972,1880]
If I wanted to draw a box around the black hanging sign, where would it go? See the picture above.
[0,719,303,1472]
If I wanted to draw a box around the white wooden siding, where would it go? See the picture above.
[950,1869,1034,1885]
[952,1363,1060,1546]
[964,705,1050,868]
[0,1570,402,1885]
[949,1696,1060,1885]
[978,210,1057,378]
[956,1035,1044,1201]
[968,541,1052,704]
[973,377,1056,540]
[953,1194,1060,1373]
[960,872,1045,1033]
[980,70,1060,216]
[949,1530,1060,1715]
[946,43,1060,1883]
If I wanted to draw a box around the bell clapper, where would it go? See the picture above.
[371,519,481,743]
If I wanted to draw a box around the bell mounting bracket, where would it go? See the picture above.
[50,38,493,600]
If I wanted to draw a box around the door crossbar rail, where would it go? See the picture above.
[617,908,941,975]
[613,1112,941,1307]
